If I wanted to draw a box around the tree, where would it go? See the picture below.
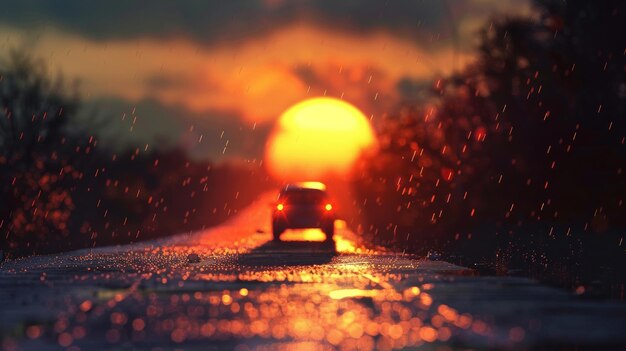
[0,51,83,255]
[354,0,626,282]
[0,51,272,257]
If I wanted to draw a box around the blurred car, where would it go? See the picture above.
[272,182,335,242]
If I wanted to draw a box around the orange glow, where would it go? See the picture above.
[79,300,93,312]
[6,25,478,125]
[325,203,333,211]
[265,97,377,180]
[419,326,438,342]
[278,227,360,254]
[329,289,380,300]
[281,228,326,242]
[334,235,358,253]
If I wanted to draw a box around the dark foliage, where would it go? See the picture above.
[0,51,271,258]
[354,0,626,293]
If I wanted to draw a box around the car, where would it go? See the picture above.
[272,182,335,242]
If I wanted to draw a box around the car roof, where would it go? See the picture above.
[282,182,327,193]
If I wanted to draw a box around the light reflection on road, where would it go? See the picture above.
[1,193,625,350]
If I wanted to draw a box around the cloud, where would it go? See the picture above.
[396,77,436,104]
[291,63,397,120]
[81,97,271,162]
[0,1,533,161]
[144,72,203,92]
[2,24,472,125]
[0,0,532,50]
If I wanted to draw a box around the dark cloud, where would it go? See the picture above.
[396,77,435,103]
[292,65,322,88]
[144,74,193,92]
[0,0,479,48]
[290,62,399,120]
[78,97,184,152]
[79,97,271,162]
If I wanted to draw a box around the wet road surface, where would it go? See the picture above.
[1,193,626,350]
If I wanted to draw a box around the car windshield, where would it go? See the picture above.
[281,190,326,205]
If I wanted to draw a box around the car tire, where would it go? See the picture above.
[322,221,334,242]
[272,222,284,241]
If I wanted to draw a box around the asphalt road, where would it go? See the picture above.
[1,193,626,350]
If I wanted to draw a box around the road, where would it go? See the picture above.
[1,192,626,350]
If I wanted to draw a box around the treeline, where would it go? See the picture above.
[353,0,626,289]
[0,52,271,258]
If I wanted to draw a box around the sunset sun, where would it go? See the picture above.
[265,97,377,180]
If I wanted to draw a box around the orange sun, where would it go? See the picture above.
[265,97,377,180]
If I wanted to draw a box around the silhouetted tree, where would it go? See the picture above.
[1,51,272,257]
[355,0,625,288]
[0,51,82,255]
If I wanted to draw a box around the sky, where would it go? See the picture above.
[0,0,533,162]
